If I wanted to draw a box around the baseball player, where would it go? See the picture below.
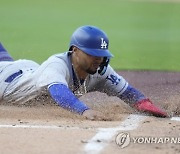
[0,25,168,120]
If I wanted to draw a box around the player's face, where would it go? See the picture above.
[77,49,103,74]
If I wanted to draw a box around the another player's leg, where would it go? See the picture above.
[0,42,14,61]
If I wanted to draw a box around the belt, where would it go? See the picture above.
[5,70,23,83]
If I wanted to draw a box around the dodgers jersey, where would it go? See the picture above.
[0,52,128,104]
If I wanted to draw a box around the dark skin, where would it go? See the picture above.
[71,47,103,79]
[71,47,110,120]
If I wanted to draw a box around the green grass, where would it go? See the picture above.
[1,0,180,71]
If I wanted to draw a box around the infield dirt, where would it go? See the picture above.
[0,71,180,154]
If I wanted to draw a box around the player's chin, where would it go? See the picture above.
[86,68,98,75]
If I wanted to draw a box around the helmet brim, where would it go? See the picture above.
[80,47,114,58]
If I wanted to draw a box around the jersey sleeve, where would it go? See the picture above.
[96,65,145,104]
[98,65,128,95]
[36,57,69,88]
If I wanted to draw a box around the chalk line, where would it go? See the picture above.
[84,114,146,154]
[171,117,180,122]
[0,124,94,130]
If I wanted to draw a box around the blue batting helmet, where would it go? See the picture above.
[69,25,113,58]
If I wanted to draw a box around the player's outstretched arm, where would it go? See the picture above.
[120,84,168,118]
[48,83,109,120]
[100,66,168,118]
[48,83,89,114]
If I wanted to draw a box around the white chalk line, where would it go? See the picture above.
[0,124,94,130]
[0,116,178,130]
[0,115,178,154]
[171,117,180,122]
[84,114,146,154]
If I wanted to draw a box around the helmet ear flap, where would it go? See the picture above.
[98,57,110,75]
[69,46,73,51]
[69,45,75,51]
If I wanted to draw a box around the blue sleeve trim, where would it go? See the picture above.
[48,83,89,114]
[119,84,145,104]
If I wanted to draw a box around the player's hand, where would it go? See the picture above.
[133,98,168,118]
[82,109,110,121]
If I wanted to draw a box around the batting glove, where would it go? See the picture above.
[133,98,168,118]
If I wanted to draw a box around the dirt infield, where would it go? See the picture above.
[0,71,180,154]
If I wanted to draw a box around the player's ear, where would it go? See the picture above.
[72,47,81,56]
[72,46,78,52]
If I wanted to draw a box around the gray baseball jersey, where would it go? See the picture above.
[0,52,128,104]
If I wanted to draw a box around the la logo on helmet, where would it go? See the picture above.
[101,38,107,49]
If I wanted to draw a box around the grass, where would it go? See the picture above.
[0,0,180,71]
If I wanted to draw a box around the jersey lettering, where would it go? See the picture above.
[106,74,121,85]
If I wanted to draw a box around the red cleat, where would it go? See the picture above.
[133,99,168,118]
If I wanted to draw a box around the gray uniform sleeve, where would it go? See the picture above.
[88,65,146,104]
[36,57,70,89]
[88,65,128,96]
